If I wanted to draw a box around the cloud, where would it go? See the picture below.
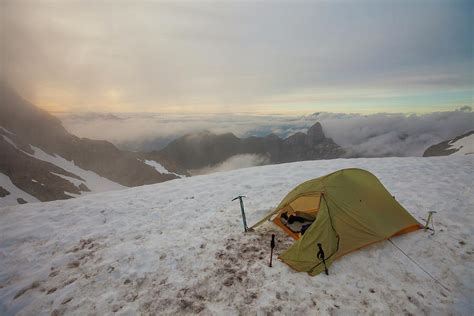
[58,108,474,157]
[58,112,310,150]
[188,154,270,176]
[3,0,472,113]
[458,106,472,112]
[312,109,474,157]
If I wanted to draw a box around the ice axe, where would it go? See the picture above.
[232,195,248,232]
[269,234,275,267]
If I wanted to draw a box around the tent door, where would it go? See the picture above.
[273,194,322,240]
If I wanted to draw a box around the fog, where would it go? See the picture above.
[189,154,270,176]
[59,107,473,158]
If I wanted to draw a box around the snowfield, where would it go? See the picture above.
[27,145,126,193]
[143,160,184,178]
[449,133,474,156]
[0,157,472,315]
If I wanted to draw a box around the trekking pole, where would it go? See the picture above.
[269,234,275,267]
[317,243,329,275]
[232,195,248,232]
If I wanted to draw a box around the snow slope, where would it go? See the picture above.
[28,145,126,193]
[143,160,183,178]
[0,174,39,206]
[0,157,472,315]
[0,134,125,207]
[449,133,474,156]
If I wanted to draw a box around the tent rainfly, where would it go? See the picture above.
[252,168,422,276]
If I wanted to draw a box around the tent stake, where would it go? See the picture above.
[424,211,436,233]
[232,195,248,232]
[269,234,275,267]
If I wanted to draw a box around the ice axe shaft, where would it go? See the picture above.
[232,195,248,232]
[269,234,275,267]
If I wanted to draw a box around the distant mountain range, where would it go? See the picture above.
[2,83,471,207]
[0,83,345,206]
[0,83,179,206]
[147,122,345,174]
[423,131,474,157]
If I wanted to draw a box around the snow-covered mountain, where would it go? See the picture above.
[0,156,472,315]
[423,131,474,157]
[0,83,179,207]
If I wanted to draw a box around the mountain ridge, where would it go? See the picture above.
[0,83,178,206]
[147,122,345,173]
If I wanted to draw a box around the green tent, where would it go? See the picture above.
[252,168,422,276]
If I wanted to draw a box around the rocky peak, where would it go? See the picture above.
[264,133,280,141]
[152,122,345,172]
[306,122,325,145]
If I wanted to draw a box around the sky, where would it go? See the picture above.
[1,0,473,114]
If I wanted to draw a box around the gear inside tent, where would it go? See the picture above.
[252,168,422,276]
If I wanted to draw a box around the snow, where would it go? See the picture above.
[0,156,472,315]
[29,146,126,193]
[1,138,126,206]
[0,127,15,135]
[31,179,45,186]
[49,173,83,188]
[1,136,21,151]
[0,173,39,206]
[449,133,474,156]
[144,159,183,178]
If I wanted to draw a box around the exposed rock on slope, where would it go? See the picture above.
[0,186,10,197]
[148,122,344,173]
[0,135,84,201]
[423,131,474,157]
[0,83,177,206]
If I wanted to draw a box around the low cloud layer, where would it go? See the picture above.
[189,154,270,176]
[312,108,474,157]
[59,107,473,157]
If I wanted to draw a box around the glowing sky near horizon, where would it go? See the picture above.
[1,0,472,114]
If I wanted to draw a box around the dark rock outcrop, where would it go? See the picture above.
[78,183,90,192]
[0,186,10,197]
[155,131,241,171]
[16,198,27,204]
